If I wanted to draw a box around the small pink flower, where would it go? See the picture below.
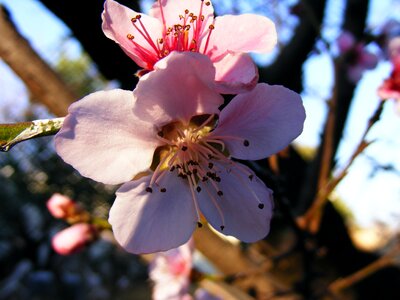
[378,56,400,101]
[150,241,193,300]
[336,31,378,82]
[102,0,277,93]
[46,193,79,219]
[52,223,97,255]
[55,52,305,254]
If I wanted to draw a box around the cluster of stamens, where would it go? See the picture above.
[126,0,215,69]
[145,114,265,232]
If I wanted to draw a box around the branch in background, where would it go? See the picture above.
[259,0,327,93]
[0,6,76,116]
[193,225,296,299]
[0,118,64,152]
[328,241,400,295]
[298,100,385,233]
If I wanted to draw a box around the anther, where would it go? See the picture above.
[209,24,215,30]
[157,131,164,137]
[243,139,250,147]
[249,174,254,181]
[208,162,214,169]
[181,146,188,151]
[170,166,175,172]
[196,186,201,193]
[215,177,221,182]
[160,188,167,193]
[197,222,203,228]
[217,191,223,196]
[220,225,225,231]
[258,203,265,209]
[127,34,134,40]
[205,1,211,6]
[185,9,189,14]
[145,187,153,193]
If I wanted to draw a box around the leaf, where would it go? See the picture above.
[0,117,65,152]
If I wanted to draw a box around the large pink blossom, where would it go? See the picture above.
[102,0,277,93]
[55,52,305,254]
[149,240,193,300]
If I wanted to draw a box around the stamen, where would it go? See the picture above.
[146,187,153,193]
[203,24,214,54]
[243,140,250,147]
[160,188,167,193]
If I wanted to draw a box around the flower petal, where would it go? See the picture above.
[133,52,224,126]
[55,89,160,185]
[109,175,197,254]
[214,52,258,94]
[150,0,214,30]
[209,83,305,160]
[197,161,273,242]
[207,14,277,60]
[102,0,163,69]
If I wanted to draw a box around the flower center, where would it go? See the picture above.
[126,0,215,70]
[145,115,265,231]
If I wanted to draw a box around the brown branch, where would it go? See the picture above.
[193,225,297,299]
[328,248,398,294]
[0,6,76,117]
[298,100,385,233]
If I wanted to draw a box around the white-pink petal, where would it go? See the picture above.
[109,175,197,254]
[102,0,163,69]
[197,161,273,242]
[55,89,161,185]
[209,84,305,160]
[214,52,258,94]
[207,14,277,60]
[133,52,224,126]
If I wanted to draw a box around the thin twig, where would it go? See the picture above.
[298,100,385,233]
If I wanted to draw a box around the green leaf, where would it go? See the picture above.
[0,117,65,152]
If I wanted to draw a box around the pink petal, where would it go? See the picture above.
[133,52,223,126]
[197,161,273,242]
[206,14,277,60]
[109,175,197,254]
[102,0,163,69]
[209,84,305,160]
[150,0,214,30]
[214,52,258,94]
[55,89,161,185]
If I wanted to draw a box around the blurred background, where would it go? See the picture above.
[0,0,400,299]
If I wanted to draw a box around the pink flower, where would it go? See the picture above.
[47,193,77,219]
[55,52,305,254]
[149,241,193,300]
[336,31,378,82]
[52,223,97,255]
[102,0,277,93]
[378,56,400,101]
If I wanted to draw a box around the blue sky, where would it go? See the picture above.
[0,0,399,228]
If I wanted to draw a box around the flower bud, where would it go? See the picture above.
[52,223,97,255]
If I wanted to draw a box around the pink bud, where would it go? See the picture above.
[47,193,77,219]
[337,31,355,53]
[52,223,97,255]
